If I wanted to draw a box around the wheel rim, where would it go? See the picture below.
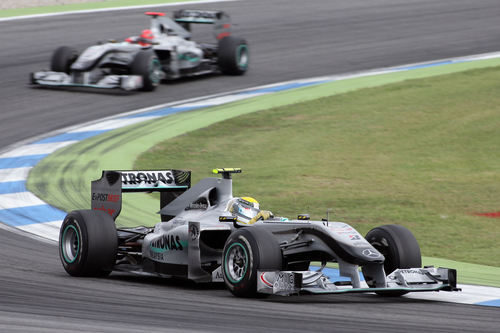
[225,242,248,283]
[236,45,249,70]
[149,58,162,86]
[61,223,80,264]
[370,237,389,256]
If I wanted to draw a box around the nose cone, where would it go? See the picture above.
[359,247,385,263]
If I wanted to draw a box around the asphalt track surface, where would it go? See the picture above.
[1,0,500,331]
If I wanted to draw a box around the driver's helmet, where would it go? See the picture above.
[138,29,155,46]
[228,197,260,223]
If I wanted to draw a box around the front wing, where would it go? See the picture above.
[257,267,459,296]
[30,71,143,91]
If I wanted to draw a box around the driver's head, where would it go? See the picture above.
[138,29,154,46]
[228,197,260,222]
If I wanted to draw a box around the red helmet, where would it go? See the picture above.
[138,29,154,46]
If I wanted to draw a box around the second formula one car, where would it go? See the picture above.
[31,10,249,91]
[59,168,459,298]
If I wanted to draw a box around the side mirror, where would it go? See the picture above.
[219,215,248,228]
[219,216,237,223]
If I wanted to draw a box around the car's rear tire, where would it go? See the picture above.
[51,46,78,73]
[362,224,422,296]
[59,210,117,277]
[217,36,249,75]
[222,227,282,297]
[130,50,162,91]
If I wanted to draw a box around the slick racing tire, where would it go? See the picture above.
[222,227,282,297]
[217,36,249,75]
[131,50,162,91]
[362,224,422,296]
[50,46,78,73]
[59,210,118,277]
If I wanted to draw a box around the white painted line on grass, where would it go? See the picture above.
[179,92,271,108]
[67,116,161,132]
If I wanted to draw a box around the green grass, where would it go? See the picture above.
[134,66,500,267]
[0,0,198,18]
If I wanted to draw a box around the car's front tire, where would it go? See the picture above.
[222,227,282,297]
[362,224,422,296]
[130,50,162,91]
[59,210,117,277]
[51,46,78,73]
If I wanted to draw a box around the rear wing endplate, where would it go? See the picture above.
[91,170,191,220]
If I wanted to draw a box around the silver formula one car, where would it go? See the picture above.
[59,168,459,298]
[31,10,249,91]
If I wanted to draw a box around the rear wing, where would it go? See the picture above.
[91,170,191,220]
[146,11,191,40]
[173,9,232,40]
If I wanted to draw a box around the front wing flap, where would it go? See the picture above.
[257,267,459,296]
[30,71,143,91]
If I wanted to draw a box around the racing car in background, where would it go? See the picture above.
[59,168,459,298]
[31,10,249,91]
